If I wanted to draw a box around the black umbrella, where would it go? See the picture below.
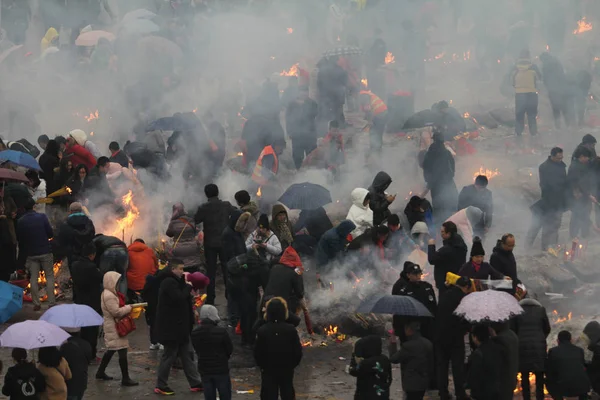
[401,109,439,130]
[278,182,332,210]
[357,294,433,317]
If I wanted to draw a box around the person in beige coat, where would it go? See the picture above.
[37,346,71,400]
[96,271,138,386]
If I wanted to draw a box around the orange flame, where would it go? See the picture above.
[237,152,244,156]
[552,311,573,324]
[325,325,338,336]
[280,63,299,77]
[384,52,395,64]
[111,190,140,237]
[360,78,368,87]
[302,340,312,347]
[256,187,262,197]
[574,17,592,34]
[66,187,73,194]
[514,372,549,394]
[473,167,500,181]
[84,110,99,122]
[463,112,470,118]
[435,52,445,60]
[25,262,62,301]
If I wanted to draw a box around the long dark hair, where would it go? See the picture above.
[38,347,61,368]
[44,140,60,158]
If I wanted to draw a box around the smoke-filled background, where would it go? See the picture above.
[2,0,600,343]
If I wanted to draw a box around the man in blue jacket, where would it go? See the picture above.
[17,198,54,311]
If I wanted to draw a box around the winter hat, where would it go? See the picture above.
[199,304,220,323]
[582,134,597,144]
[258,213,269,230]
[186,272,210,291]
[470,237,485,257]
[69,129,87,146]
[402,261,423,275]
[411,221,429,235]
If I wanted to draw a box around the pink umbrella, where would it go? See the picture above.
[75,30,116,47]
[0,168,29,183]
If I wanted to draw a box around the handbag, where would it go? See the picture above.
[103,293,136,337]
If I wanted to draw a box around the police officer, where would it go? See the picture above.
[391,261,437,344]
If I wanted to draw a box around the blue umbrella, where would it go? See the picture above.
[40,304,103,328]
[278,182,332,210]
[0,281,23,323]
[356,294,433,317]
[0,150,41,171]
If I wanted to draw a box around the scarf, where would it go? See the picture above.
[272,219,293,247]
[472,261,481,273]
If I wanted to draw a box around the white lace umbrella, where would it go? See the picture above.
[454,290,524,323]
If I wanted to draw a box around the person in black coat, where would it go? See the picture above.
[142,268,170,349]
[436,276,472,400]
[490,234,518,281]
[70,242,103,359]
[546,330,590,399]
[195,183,236,305]
[285,86,318,169]
[391,262,436,343]
[467,324,502,400]
[389,322,432,400]
[38,139,60,195]
[427,221,468,296]
[191,305,233,400]
[422,132,458,224]
[583,320,600,394]
[514,298,551,400]
[254,297,302,400]
[368,171,395,226]
[57,202,95,269]
[61,333,92,400]
[492,321,520,400]
[349,335,392,400]
[263,246,305,317]
[109,142,130,168]
[527,147,568,249]
[154,260,203,394]
[458,237,504,280]
[457,175,493,238]
[2,348,45,400]
[569,146,594,239]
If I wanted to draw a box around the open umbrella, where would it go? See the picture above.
[0,320,70,349]
[120,19,160,36]
[75,30,116,47]
[0,168,29,183]
[322,46,362,58]
[0,281,23,323]
[0,150,41,171]
[122,8,157,23]
[357,294,433,317]
[278,182,332,210]
[454,289,523,323]
[40,304,103,328]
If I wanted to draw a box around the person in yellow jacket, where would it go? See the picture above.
[360,90,388,153]
[40,27,59,54]
[511,49,542,137]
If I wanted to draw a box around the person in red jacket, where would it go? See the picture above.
[127,239,158,294]
[64,137,96,170]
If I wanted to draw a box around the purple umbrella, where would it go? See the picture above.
[0,320,70,349]
[40,304,103,328]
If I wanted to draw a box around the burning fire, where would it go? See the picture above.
[384,52,395,64]
[325,325,338,336]
[473,167,500,181]
[552,309,572,323]
[463,112,470,118]
[435,52,445,60]
[237,152,243,157]
[25,262,61,301]
[84,110,99,122]
[280,63,299,77]
[514,372,549,395]
[361,78,368,88]
[111,190,140,238]
[302,340,312,347]
[286,27,293,34]
[574,17,592,34]
[256,186,262,197]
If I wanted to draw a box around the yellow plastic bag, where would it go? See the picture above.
[130,306,144,319]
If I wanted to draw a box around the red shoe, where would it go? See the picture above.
[235,321,242,335]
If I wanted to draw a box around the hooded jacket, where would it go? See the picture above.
[346,188,373,238]
[490,241,518,281]
[127,241,158,291]
[57,213,95,261]
[512,58,541,94]
[271,204,294,249]
[427,234,468,289]
[2,361,46,400]
[514,298,550,372]
[368,172,392,226]
[254,298,303,371]
[315,220,356,272]
[349,335,392,400]
[235,201,260,239]
[40,27,58,53]
[584,321,600,392]
[264,247,304,313]
[101,272,132,350]
[222,209,247,263]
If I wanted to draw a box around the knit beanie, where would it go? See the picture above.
[186,272,210,291]
[199,304,220,323]
[258,213,269,230]
[470,237,485,257]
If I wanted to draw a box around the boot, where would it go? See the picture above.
[95,352,114,380]
[119,355,139,386]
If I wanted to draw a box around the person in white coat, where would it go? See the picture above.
[346,188,374,239]
[245,214,282,261]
